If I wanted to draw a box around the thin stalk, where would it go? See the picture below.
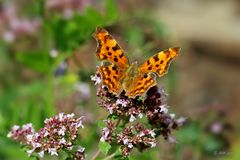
[91,118,122,160]
[103,152,116,160]
[91,149,101,160]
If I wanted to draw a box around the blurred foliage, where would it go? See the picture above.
[0,0,118,159]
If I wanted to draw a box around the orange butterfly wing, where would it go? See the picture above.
[94,27,129,70]
[98,63,125,95]
[94,27,180,98]
[139,47,180,76]
[126,47,180,98]
[125,73,156,98]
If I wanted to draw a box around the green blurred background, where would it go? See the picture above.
[0,0,240,159]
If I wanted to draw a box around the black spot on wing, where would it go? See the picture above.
[143,73,148,78]
[114,57,118,62]
[148,66,152,70]
[153,55,159,62]
[119,52,124,58]
[147,60,150,65]
[112,66,117,70]
[102,55,107,59]
[104,35,111,43]
[112,44,120,51]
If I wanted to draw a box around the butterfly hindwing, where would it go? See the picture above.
[139,47,180,76]
[98,63,125,95]
[94,28,129,70]
[125,73,156,98]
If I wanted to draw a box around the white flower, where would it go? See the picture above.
[59,138,66,144]
[154,109,159,113]
[7,132,12,138]
[38,151,44,158]
[76,119,84,128]
[58,126,66,136]
[139,132,145,137]
[68,146,73,150]
[116,99,128,107]
[12,125,20,131]
[26,134,33,142]
[170,113,175,119]
[34,132,40,138]
[106,104,114,114]
[90,75,101,85]
[77,146,85,153]
[44,130,49,137]
[22,123,33,130]
[128,143,133,148]
[44,118,50,124]
[67,113,75,118]
[27,149,34,156]
[123,138,129,145]
[100,137,105,142]
[108,107,113,114]
[176,117,187,126]
[129,115,136,122]
[159,105,168,113]
[149,130,156,138]
[48,148,58,156]
[49,49,58,58]
[138,113,143,118]
[58,113,64,121]
[33,142,41,148]
[149,141,157,148]
[101,127,110,142]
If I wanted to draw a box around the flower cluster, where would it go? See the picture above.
[8,113,85,159]
[101,121,158,156]
[92,72,186,156]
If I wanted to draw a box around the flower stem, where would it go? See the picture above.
[91,149,101,160]
[103,152,116,160]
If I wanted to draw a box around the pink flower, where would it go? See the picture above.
[8,113,85,158]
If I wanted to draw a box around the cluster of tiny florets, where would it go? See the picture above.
[92,72,186,156]
[8,113,85,159]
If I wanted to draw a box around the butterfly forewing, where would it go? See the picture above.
[139,47,180,76]
[94,28,129,70]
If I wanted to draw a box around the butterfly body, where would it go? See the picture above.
[122,62,140,91]
[94,28,180,98]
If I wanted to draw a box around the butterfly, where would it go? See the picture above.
[93,27,180,98]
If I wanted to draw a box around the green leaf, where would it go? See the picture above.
[98,141,111,155]
[108,114,118,120]
[15,51,52,73]
[98,120,106,128]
